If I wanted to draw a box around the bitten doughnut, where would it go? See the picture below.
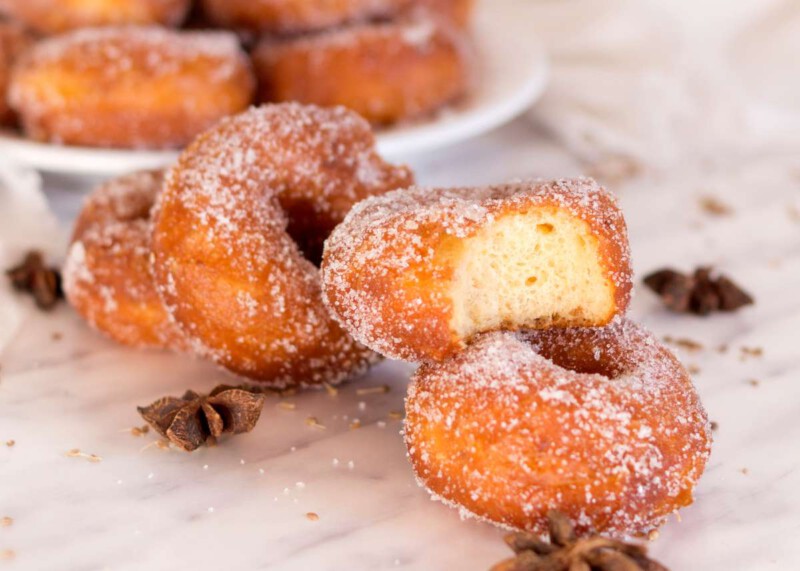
[151,103,415,387]
[405,318,712,537]
[0,0,190,35]
[63,171,185,351]
[200,0,413,34]
[322,178,632,362]
[0,20,33,126]
[9,27,254,149]
[252,15,472,125]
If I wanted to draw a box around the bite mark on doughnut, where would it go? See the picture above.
[322,178,632,362]
[449,208,616,340]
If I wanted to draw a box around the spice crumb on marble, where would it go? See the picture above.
[662,336,704,352]
[356,385,390,396]
[306,416,326,429]
[127,425,149,437]
[698,195,733,216]
[66,448,102,463]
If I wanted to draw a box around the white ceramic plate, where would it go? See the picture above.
[0,1,547,176]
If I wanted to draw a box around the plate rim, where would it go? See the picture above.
[0,4,548,176]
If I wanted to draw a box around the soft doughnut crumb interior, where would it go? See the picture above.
[449,209,614,338]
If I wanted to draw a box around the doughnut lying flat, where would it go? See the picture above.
[0,0,190,34]
[151,104,414,387]
[200,0,413,34]
[63,171,185,350]
[322,178,632,362]
[405,318,712,537]
[0,20,32,126]
[9,27,254,149]
[252,15,472,125]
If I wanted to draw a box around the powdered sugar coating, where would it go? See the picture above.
[151,103,413,387]
[9,26,255,149]
[321,178,633,362]
[405,318,712,537]
[201,0,413,34]
[63,170,185,350]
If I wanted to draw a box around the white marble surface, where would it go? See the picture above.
[1,120,800,570]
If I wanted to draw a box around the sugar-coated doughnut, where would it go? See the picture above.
[0,20,33,126]
[151,104,415,387]
[321,178,632,362]
[0,0,190,35]
[200,0,413,34]
[9,27,255,149]
[252,15,472,125]
[405,318,712,537]
[63,171,185,351]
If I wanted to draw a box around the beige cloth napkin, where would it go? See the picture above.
[523,0,800,169]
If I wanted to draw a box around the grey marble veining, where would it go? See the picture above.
[1,121,799,570]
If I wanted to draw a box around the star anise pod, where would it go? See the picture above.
[644,266,753,316]
[138,385,267,452]
[5,251,63,310]
[490,511,669,571]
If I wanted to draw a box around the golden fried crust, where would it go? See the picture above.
[405,319,712,537]
[252,16,472,125]
[151,104,414,387]
[321,179,633,362]
[63,171,186,351]
[0,0,190,35]
[201,0,413,34]
[8,27,254,149]
[0,20,33,126]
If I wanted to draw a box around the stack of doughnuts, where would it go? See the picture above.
[320,178,712,537]
[63,103,415,388]
[0,0,474,147]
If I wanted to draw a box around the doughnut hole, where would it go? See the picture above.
[449,208,615,339]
